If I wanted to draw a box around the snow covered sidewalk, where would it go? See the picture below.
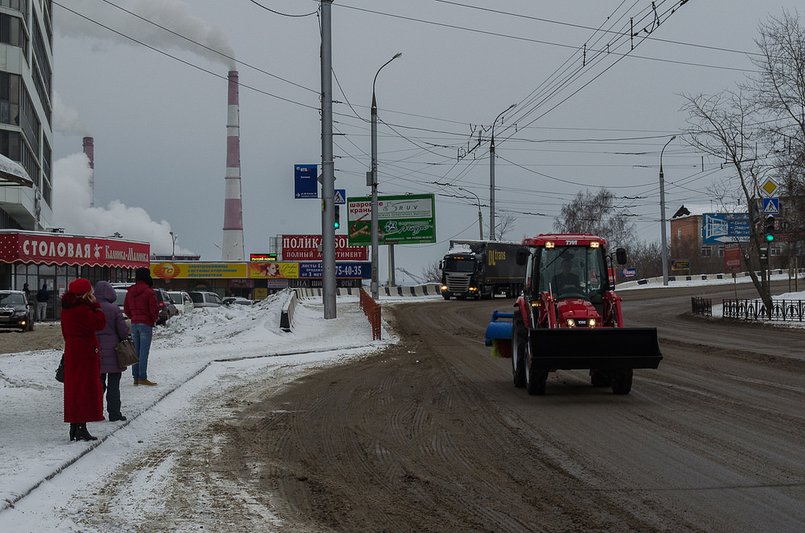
[0,293,393,518]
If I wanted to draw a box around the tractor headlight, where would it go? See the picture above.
[566,318,576,328]
[588,318,597,328]
[469,287,478,292]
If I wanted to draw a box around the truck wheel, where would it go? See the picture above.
[590,369,610,387]
[511,322,526,388]
[611,369,633,395]
[524,341,548,396]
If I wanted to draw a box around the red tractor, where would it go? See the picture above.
[485,234,662,395]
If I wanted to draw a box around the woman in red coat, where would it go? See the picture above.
[61,278,106,441]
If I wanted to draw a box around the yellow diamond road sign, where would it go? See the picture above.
[760,178,779,197]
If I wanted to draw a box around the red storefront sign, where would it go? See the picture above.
[724,245,742,272]
[0,231,150,268]
[281,234,368,261]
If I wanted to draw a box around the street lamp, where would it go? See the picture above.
[370,52,402,299]
[458,187,483,239]
[659,135,676,286]
[169,231,178,260]
[489,103,516,241]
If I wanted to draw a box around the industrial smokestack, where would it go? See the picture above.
[222,70,245,261]
[83,136,95,207]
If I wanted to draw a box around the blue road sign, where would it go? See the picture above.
[299,262,370,279]
[294,164,318,199]
[334,189,346,205]
[701,213,751,244]
[762,197,779,215]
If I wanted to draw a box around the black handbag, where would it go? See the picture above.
[55,354,64,383]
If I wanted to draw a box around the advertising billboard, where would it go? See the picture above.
[346,194,436,246]
[280,234,367,261]
[151,262,248,279]
[701,213,751,244]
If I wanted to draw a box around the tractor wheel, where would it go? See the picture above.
[611,369,633,395]
[511,321,526,388]
[524,341,548,396]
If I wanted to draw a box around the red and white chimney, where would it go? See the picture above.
[222,70,245,260]
[83,136,95,207]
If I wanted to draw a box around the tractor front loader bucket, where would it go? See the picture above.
[528,327,662,370]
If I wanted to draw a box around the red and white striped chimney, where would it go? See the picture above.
[222,70,245,260]
[83,136,95,207]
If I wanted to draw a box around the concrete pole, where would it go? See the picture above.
[320,0,336,318]
[659,135,676,287]
[388,244,395,287]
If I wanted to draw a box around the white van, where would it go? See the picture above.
[168,291,195,313]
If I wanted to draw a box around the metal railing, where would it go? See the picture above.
[691,297,712,317]
[359,288,382,340]
[722,299,805,322]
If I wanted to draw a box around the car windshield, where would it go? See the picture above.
[0,293,25,305]
[537,246,607,300]
[443,257,475,273]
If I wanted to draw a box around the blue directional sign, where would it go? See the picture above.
[701,213,751,244]
[762,197,779,215]
[294,164,318,199]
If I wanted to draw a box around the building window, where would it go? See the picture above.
[0,0,26,18]
[0,129,21,160]
[717,247,724,257]
[770,247,782,257]
[0,13,28,54]
[677,228,682,240]
[701,247,712,257]
[0,72,20,125]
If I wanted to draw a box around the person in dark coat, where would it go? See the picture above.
[61,278,106,441]
[124,267,158,386]
[94,281,130,422]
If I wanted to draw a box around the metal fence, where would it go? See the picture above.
[722,299,805,322]
[691,297,712,317]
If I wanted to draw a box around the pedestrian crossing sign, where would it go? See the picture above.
[334,189,346,205]
[762,197,779,214]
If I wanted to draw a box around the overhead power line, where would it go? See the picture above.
[248,0,318,18]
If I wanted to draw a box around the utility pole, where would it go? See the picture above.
[320,0,336,318]
[659,135,675,286]
[458,187,483,239]
[489,104,516,241]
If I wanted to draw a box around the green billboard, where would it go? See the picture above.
[347,194,436,246]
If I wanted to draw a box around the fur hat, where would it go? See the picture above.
[135,267,153,286]
[68,278,93,295]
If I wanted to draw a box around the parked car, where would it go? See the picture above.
[113,284,178,325]
[189,291,224,308]
[0,290,35,332]
[153,288,179,325]
[223,296,253,306]
[168,291,194,313]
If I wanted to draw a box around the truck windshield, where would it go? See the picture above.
[443,257,475,273]
[537,246,606,300]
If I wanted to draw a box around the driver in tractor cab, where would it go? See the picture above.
[552,258,580,293]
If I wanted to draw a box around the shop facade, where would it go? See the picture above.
[0,231,150,320]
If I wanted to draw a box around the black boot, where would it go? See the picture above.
[75,424,98,441]
[69,423,77,441]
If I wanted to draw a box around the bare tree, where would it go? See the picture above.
[683,11,805,311]
[420,261,442,283]
[494,213,518,241]
[552,189,636,250]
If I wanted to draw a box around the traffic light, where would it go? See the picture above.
[764,215,775,242]
[334,205,340,229]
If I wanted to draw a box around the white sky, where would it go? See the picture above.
[50,1,803,278]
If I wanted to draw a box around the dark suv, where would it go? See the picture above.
[0,290,34,332]
[153,288,179,325]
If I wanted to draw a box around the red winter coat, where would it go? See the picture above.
[124,281,158,326]
[61,293,106,423]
